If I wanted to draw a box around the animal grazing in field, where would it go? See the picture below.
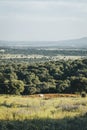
[39,94,44,98]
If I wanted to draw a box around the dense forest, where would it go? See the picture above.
[0,58,87,95]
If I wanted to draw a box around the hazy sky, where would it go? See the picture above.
[0,0,87,41]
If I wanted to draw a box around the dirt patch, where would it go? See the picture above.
[22,94,80,98]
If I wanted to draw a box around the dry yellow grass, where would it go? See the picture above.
[0,94,87,120]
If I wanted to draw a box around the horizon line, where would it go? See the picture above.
[0,36,87,42]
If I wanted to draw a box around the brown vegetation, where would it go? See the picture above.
[23,93,80,98]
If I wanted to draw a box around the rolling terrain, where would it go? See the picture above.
[0,37,87,48]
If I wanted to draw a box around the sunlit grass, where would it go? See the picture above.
[0,94,87,121]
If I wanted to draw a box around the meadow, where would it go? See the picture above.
[0,94,87,130]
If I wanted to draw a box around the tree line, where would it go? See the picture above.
[0,59,87,95]
[1,47,87,56]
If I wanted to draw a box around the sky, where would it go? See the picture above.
[0,0,87,41]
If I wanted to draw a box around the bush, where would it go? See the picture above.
[81,92,86,98]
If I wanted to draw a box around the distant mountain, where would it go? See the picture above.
[59,37,87,47]
[0,37,87,48]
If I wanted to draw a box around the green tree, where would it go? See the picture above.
[56,80,70,93]
[70,77,87,93]
[4,79,24,95]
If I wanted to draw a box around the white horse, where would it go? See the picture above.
[39,94,44,98]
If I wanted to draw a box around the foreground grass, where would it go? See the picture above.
[0,116,87,130]
[0,94,87,130]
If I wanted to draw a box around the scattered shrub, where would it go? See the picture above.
[81,92,86,98]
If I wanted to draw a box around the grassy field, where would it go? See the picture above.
[0,94,87,130]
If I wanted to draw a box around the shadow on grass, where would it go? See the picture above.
[0,113,87,130]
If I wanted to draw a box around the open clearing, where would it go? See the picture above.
[0,94,87,130]
[0,94,86,120]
